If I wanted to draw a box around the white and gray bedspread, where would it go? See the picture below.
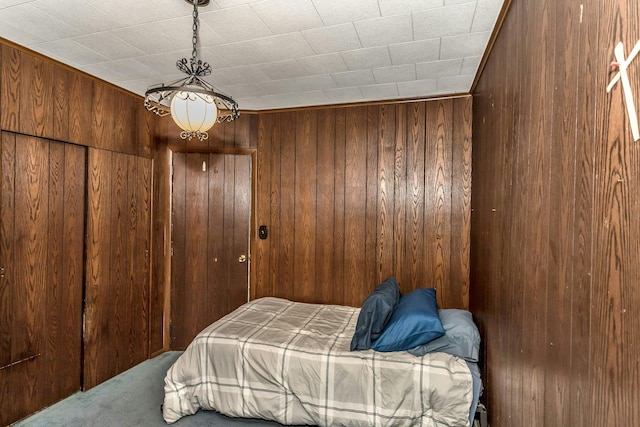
[163,297,473,426]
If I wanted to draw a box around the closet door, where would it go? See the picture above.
[0,133,86,426]
[84,148,152,389]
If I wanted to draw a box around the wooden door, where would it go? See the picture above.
[84,148,152,389]
[171,152,251,349]
[0,133,86,426]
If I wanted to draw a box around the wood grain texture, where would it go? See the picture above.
[19,56,54,138]
[253,98,471,308]
[170,152,252,349]
[0,40,154,157]
[52,65,70,142]
[68,72,93,145]
[84,149,152,389]
[0,135,85,426]
[472,0,640,425]
[1,44,20,132]
[293,110,316,302]
[0,131,15,369]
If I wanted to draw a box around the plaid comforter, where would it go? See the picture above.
[163,297,473,426]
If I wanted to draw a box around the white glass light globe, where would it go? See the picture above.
[170,89,218,133]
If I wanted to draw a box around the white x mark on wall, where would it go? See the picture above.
[607,40,640,142]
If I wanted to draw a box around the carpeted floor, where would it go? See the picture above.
[13,352,287,427]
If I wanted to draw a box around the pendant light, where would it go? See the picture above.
[144,0,239,141]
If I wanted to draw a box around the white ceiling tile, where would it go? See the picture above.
[444,0,476,4]
[33,0,121,33]
[72,33,145,61]
[0,21,45,45]
[331,69,375,87]
[440,31,491,59]
[113,77,163,96]
[286,90,331,107]
[214,41,267,66]
[312,0,380,26]
[416,59,462,79]
[292,74,337,91]
[472,0,503,32]
[373,64,416,84]
[258,60,310,79]
[87,0,169,26]
[324,86,364,103]
[359,83,399,99]
[253,33,315,62]
[389,39,440,65]
[413,2,475,40]
[0,4,80,40]
[436,74,473,93]
[200,48,233,69]
[239,97,275,110]
[302,23,362,55]
[107,59,160,81]
[397,78,437,97]
[31,39,108,66]
[461,56,481,74]
[297,53,349,74]
[251,0,323,34]
[80,62,129,82]
[110,22,189,56]
[0,0,33,8]
[0,0,505,110]
[259,79,300,95]
[135,50,193,76]
[378,0,443,15]
[354,14,413,48]
[198,5,273,43]
[341,46,391,71]
[214,0,260,9]
[153,0,219,19]
[217,83,266,98]
[211,65,271,86]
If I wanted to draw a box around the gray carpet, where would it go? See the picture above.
[14,352,287,427]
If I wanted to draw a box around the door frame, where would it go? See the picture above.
[165,145,257,349]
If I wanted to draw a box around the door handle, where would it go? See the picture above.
[238,254,247,263]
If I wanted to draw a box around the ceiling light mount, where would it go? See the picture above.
[144,0,238,141]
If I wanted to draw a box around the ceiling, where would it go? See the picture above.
[0,0,504,111]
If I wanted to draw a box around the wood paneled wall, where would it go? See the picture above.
[152,97,471,347]
[0,39,160,424]
[84,149,152,389]
[0,133,86,427]
[254,98,472,308]
[0,39,152,158]
[472,0,640,425]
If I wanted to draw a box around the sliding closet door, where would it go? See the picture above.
[84,148,152,389]
[171,152,251,350]
[0,133,86,427]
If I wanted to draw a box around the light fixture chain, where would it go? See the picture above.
[191,0,198,67]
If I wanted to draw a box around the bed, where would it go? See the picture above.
[163,295,481,426]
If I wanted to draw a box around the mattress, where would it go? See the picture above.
[163,297,474,426]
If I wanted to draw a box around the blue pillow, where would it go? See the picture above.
[371,288,444,352]
[408,309,481,361]
[350,278,400,351]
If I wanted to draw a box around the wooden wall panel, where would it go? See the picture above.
[0,40,153,157]
[252,98,472,308]
[1,44,19,132]
[0,134,86,427]
[84,148,152,390]
[472,0,640,425]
